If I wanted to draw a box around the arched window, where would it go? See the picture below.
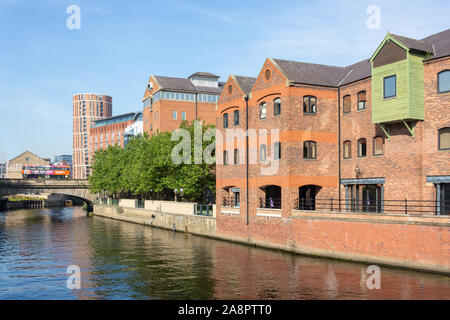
[259,102,267,119]
[343,141,351,159]
[303,96,317,114]
[234,110,239,126]
[303,141,317,159]
[274,98,281,116]
[358,138,367,157]
[357,91,366,110]
[438,128,450,150]
[373,136,384,155]
[273,142,281,160]
[259,144,267,162]
[223,113,228,128]
[438,70,450,93]
[343,95,351,114]
[223,151,228,166]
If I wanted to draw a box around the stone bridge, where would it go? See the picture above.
[0,179,97,204]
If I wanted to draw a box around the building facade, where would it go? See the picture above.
[73,93,112,179]
[142,72,224,135]
[6,151,50,179]
[88,111,143,163]
[216,28,450,238]
[54,155,73,178]
[0,163,6,179]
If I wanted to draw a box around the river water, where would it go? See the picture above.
[0,206,448,300]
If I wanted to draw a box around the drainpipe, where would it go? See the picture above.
[338,87,342,211]
[195,93,198,120]
[245,94,250,226]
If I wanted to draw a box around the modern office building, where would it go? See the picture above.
[54,155,73,178]
[72,93,112,179]
[89,111,143,162]
[123,113,143,147]
[216,28,450,238]
[142,72,224,135]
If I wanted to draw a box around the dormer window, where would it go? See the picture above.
[189,72,219,88]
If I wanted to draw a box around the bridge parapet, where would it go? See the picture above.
[0,179,96,203]
[0,179,90,188]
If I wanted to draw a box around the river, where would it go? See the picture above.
[0,206,448,300]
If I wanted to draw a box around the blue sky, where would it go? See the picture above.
[0,0,449,162]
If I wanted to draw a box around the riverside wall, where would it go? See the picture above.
[93,200,450,274]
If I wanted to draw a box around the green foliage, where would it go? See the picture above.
[88,121,216,202]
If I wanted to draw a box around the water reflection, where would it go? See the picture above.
[0,207,448,300]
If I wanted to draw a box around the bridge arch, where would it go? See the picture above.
[0,179,97,209]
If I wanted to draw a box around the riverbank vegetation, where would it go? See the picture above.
[88,121,216,203]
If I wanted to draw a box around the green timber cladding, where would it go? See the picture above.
[370,35,428,124]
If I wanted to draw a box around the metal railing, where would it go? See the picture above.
[222,197,239,208]
[293,198,450,215]
[135,199,145,209]
[195,203,214,216]
[259,197,282,209]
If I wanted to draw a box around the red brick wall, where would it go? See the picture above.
[216,213,449,272]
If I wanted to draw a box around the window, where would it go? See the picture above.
[358,138,367,157]
[303,141,317,159]
[438,128,450,150]
[172,111,177,120]
[223,113,228,128]
[343,95,351,114]
[228,85,233,94]
[181,111,186,120]
[343,141,351,159]
[259,144,267,162]
[303,96,317,114]
[223,151,228,165]
[373,136,384,155]
[274,98,281,116]
[234,149,239,164]
[384,75,397,99]
[234,110,239,126]
[265,69,271,80]
[259,102,266,119]
[357,91,366,110]
[438,70,450,93]
[273,142,281,160]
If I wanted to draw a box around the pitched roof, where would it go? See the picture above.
[152,75,223,94]
[339,59,372,86]
[390,33,434,53]
[9,151,47,163]
[272,58,350,87]
[421,28,450,60]
[233,75,256,94]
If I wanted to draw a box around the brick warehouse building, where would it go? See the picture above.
[73,93,112,179]
[216,28,450,238]
[88,111,143,164]
[142,72,224,135]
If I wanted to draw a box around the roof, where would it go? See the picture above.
[390,33,434,53]
[272,58,350,87]
[421,28,450,60]
[272,29,449,88]
[152,75,223,94]
[93,112,140,128]
[188,72,220,79]
[233,75,256,94]
[8,151,48,163]
[339,59,372,86]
